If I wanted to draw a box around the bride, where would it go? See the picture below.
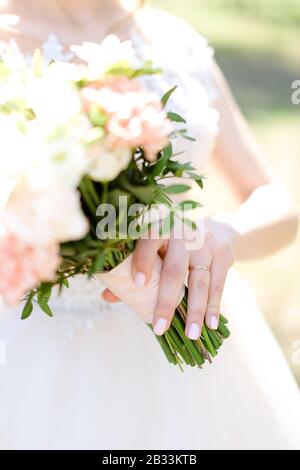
[0,0,300,450]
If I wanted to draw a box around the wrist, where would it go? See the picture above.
[209,213,244,260]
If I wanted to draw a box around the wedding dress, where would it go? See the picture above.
[0,9,300,450]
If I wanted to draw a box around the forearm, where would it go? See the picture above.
[214,183,299,261]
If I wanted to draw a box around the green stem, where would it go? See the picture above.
[202,325,217,358]
[79,180,97,217]
[102,183,109,204]
[218,322,231,339]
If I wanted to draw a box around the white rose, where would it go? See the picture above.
[71,35,140,80]
[25,75,81,126]
[87,141,132,182]
[26,118,90,188]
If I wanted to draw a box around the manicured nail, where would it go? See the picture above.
[153,318,168,336]
[134,272,146,288]
[187,323,200,340]
[208,316,219,330]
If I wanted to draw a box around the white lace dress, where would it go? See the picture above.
[0,10,300,450]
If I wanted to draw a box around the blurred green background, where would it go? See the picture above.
[150,0,300,383]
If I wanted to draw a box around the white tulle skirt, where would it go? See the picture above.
[0,270,299,450]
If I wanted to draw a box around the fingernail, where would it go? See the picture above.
[153,318,168,336]
[187,323,200,340]
[134,272,146,288]
[208,316,219,330]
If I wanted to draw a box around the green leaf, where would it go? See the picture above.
[119,178,155,205]
[61,278,70,288]
[161,86,177,107]
[39,303,54,318]
[154,192,172,207]
[187,172,205,189]
[37,283,53,317]
[21,299,33,320]
[107,60,162,79]
[167,161,194,172]
[159,212,175,236]
[178,200,202,210]
[163,184,191,194]
[162,142,173,159]
[132,61,162,78]
[106,60,134,77]
[88,104,108,127]
[177,129,196,141]
[37,283,52,305]
[183,218,198,231]
[149,143,173,178]
[167,112,186,123]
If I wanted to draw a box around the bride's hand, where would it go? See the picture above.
[103,219,237,340]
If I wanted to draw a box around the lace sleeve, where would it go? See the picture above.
[134,8,220,170]
[181,22,218,104]
[136,8,218,104]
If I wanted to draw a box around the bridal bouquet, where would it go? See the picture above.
[0,36,229,369]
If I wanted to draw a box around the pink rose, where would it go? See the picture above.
[0,232,60,305]
[83,78,173,161]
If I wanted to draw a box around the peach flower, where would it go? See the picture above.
[83,78,172,161]
[3,181,89,246]
[0,232,60,305]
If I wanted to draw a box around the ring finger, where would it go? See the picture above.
[205,252,230,330]
[186,252,213,340]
